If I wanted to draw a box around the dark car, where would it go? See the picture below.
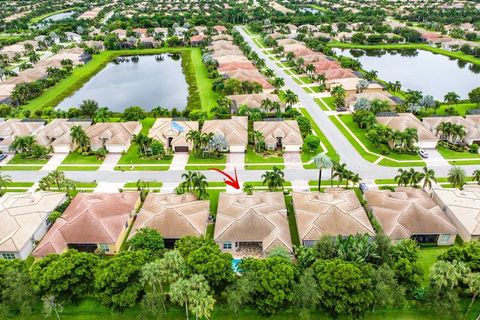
[359,182,368,194]
[0,154,7,161]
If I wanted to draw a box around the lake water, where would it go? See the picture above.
[333,48,480,99]
[57,54,189,112]
[43,11,76,22]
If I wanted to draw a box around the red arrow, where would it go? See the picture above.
[209,167,240,189]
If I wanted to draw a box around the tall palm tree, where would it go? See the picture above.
[262,167,285,192]
[448,166,466,189]
[251,130,264,153]
[70,125,90,152]
[283,89,298,107]
[0,173,12,195]
[94,107,110,123]
[332,162,347,187]
[395,168,411,187]
[313,154,332,192]
[421,167,437,190]
[271,77,284,93]
[186,130,201,155]
[409,168,423,187]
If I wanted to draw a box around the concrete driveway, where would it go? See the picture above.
[284,152,302,169]
[0,154,13,166]
[170,153,189,171]
[41,153,68,171]
[226,152,245,170]
[99,153,122,171]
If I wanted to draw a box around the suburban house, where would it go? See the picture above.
[422,116,480,145]
[201,116,248,152]
[214,192,292,257]
[432,186,480,241]
[0,192,67,260]
[376,113,439,149]
[149,118,199,153]
[254,120,303,151]
[33,192,141,257]
[364,187,458,245]
[129,193,209,248]
[85,122,141,153]
[293,189,375,246]
[346,92,399,111]
[227,93,284,113]
[0,119,46,153]
[36,119,92,153]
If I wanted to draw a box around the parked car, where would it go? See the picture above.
[0,154,7,161]
[359,182,368,194]
[418,149,429,159]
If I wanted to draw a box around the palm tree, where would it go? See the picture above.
[271,77,284,93]
[0,173,12,195]
[262,167,285,191]
[251,130,264,153]
[409,168,423,187]
[395,168,411,187]
[332,162,347,187]
[444,92,460,107]
[313,154,332,191]
[473,169,480,185]
[70,125,90,152]
[283,89,298,107]
[186,130,201,155]
[331,85,346,109]
[260,98,272,114]
[94,107,110,123]
[448,166,466,189]
[364,70,378,81]
[421,167,437,190]
[243,183,253,195]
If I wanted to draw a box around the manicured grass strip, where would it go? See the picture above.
[57,166,100,171]
[437,145,480,160]
[300,109,339,162]
[185,154,226,170]
[328,42,480,65]
[284,194,300,247]
[4,182,34,187]
[7,154,48,165]
[0,165,42,171]
[245,146,284,170]
[378,158,425,167]
[191,47,218,112]
[243,181,293,188]
[299,76,313,84]
[61,152,103,165]
[207,188,225,218]
[301,147,324,169]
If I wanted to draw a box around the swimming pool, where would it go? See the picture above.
[232,259,241,272]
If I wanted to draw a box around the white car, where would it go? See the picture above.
[418,150,429,159]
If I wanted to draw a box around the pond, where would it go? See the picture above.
[57,54,189,112]
[333,48,480,100]
[43,11,76,22]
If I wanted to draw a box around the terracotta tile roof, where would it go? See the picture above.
[130,193,209,239]
[85,122,141,149]
[33,192,140,257]
[148,118,198,148]
[36,119,92,150]
[227,93,282,110]
[364,187,457,240]
[214,192,292,253]
[254,120,303,146]
[293,189,375,241]
[423,116,480,143]
[0,119,45,149]
[202,116,248,147]
[377,113,438,143]
[0,192,66,253]
[218,61,256,72]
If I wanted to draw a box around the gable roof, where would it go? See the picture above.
[0,192,66,253]
[214,192,292,253]
[0,119,45,148]
[293,189,375,241]
[33,192,140,257]
[130,193,209,239]
[364,187,457,239]
[377,113,438,143]
[227,93,282,110]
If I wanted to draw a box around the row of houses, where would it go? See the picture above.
[0,117,304,154]
[273,36,399,110]
[3,185,480,260]
[377,113,480,149]
[207,32,274,91]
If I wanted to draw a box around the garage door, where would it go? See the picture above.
[175,146,189,153]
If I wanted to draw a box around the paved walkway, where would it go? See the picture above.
[41,153,68,171]
[98,154,122,171]
[170,153,189,171]
[284,152,302,169]
[226,153,245,170]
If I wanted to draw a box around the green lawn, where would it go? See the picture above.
[301,147,324,169]
[7,154,48,165]
[418,247,449,285]
[0,154,47,170]
[437,145,480,160]
[433,103,477,116]
[123,181,163,189]
[245,146,284,170]
[58,152,102,171]
[300,109,339,162]
[115,119,171,171]
[327,42,480,65]
[284,194,300,247]
[330,114,424,166]
[299,76,313,84]
[184,153,226,170]
[23,48,216,114]
[207,187,225,217]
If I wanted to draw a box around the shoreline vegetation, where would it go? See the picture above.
[327,41,480,65]
[23,47,212,114]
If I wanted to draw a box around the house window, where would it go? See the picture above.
[223,242,232,250]
[439,234,450,244]
[99,244,110,253]
[1,253,16,260]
